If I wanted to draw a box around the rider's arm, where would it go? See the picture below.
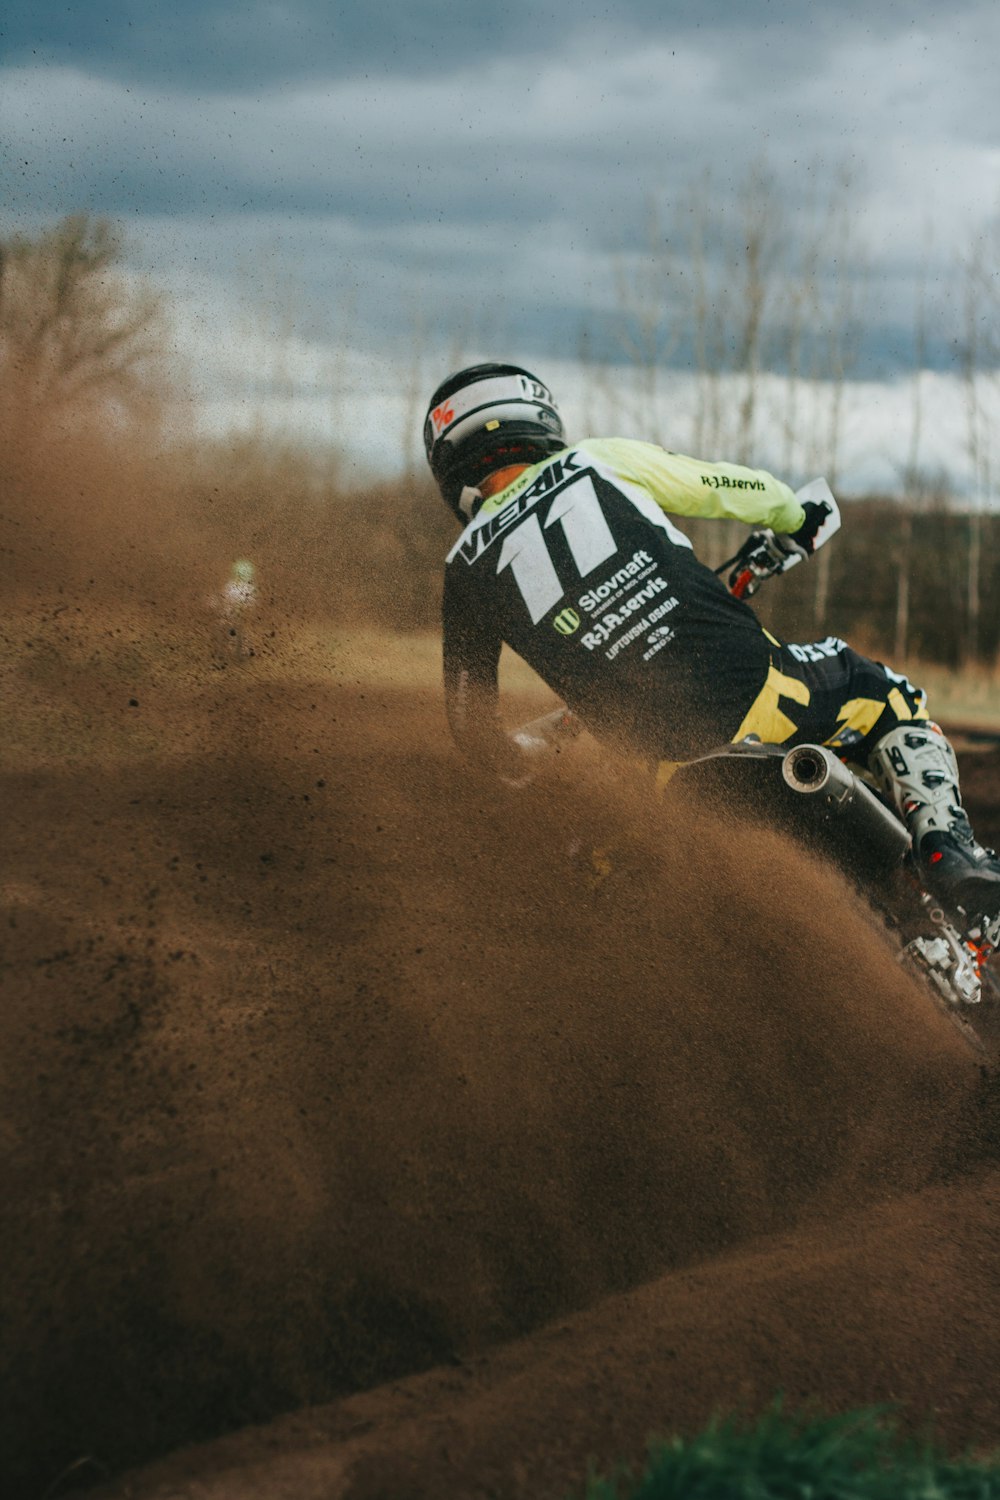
[581,437,806,535]
[442,568,520,774]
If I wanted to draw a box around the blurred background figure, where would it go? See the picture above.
[215,558,258,663]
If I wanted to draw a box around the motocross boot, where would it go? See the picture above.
[869,723,1000,937]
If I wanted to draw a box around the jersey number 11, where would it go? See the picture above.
[495,477,617,624]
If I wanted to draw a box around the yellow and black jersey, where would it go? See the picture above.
[442,438,805,764]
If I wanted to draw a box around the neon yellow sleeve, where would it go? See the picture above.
[581,438,806,534]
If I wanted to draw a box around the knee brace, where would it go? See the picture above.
[868,724,968,845]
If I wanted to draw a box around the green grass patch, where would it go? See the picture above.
[578,1404,1000,1499]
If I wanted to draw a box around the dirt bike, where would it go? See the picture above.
[510,481,998,1043]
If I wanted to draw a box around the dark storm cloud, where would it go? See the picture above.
[4,0,995,90]
[3,1,999,381]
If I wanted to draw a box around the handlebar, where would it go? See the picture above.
[714,529,795,599]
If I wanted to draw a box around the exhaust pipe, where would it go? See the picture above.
[781,743,910,874]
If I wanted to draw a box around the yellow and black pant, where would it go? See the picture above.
[732,633,929,764]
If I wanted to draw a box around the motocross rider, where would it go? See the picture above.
[425,362,1000,940]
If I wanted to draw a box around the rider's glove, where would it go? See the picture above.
[509,729,551,759]
[774,499,833,560]
[500,710,581,789]
[497,730,548,789]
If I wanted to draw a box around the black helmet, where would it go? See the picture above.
[423,362,566,520]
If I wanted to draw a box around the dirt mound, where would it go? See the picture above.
[88,1163,1000,1500]
[2,644,995,1496]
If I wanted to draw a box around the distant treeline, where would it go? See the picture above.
[687,501,1000,668]
[3,380,996,670]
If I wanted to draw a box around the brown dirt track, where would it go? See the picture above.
[2,418,1000,1497]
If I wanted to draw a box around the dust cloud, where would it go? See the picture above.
[1,415,997,1498]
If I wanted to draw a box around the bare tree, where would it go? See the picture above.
[958,230,998,662]
[0,215,164,424]
[778,215,821,478]
[894,231,933,662]
[680,166,784,465]
[730,163,786,466]
[804,165,870,633]
[610,197,682,442]
[605,155,869,613]
[684,176,730,459]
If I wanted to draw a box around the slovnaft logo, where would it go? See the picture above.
[578,549,653,613]
[554,608,581,635]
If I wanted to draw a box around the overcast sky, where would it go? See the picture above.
[3,2,1000,482]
